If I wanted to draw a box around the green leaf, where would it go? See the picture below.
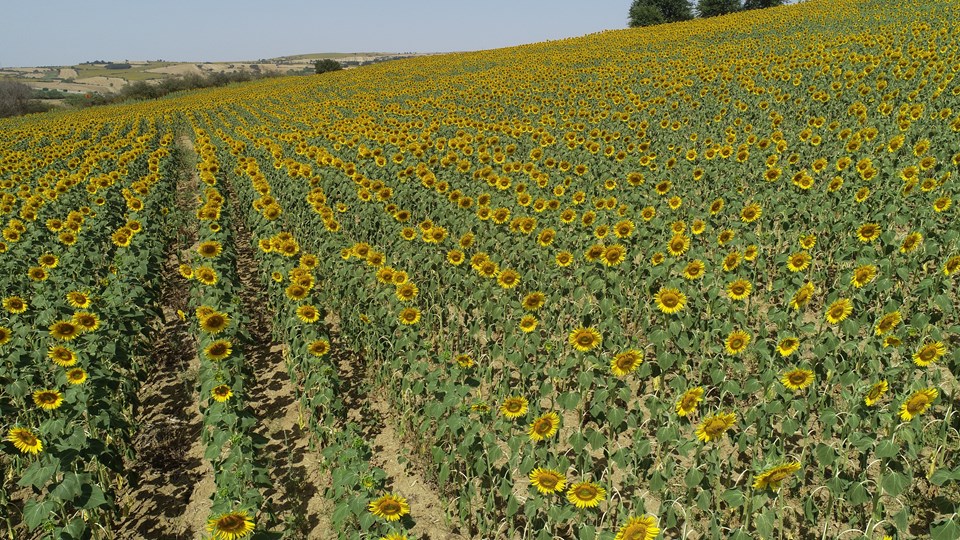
[881,471,910,496]
[875,440,899,459]
[847,483,870,505]
[755,509,775,539]
[721,488,745,508]
[23,499,57,531]
[932,519,960,540]
[18,461,58,489]
[50,472,85,503]
[928,469,955,486]
[684,467,704,488]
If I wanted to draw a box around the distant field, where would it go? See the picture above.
[0,53,419,94]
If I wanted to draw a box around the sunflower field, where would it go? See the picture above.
[2,0,960,538]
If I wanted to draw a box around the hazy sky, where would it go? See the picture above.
[2,0,634,67]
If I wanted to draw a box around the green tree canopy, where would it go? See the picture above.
[314,59,343,74]
[628,2,665,27]
[697,0,742,17]
[743,0,785,9]
[628,0,693,27]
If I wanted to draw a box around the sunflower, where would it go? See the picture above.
[28,266,48,282]
[717,229,737,246]
[825,298,853,324]
[640,206,656,221]
[614,220,635,238]
[206,510,255,540]
[709,198,724,215]
[676,387,704,417]
[211,384,233,402]
[380,534,408,540]
[3,296,27,314]
[447,249,465,266]
[864,380,888,406]
[781,369,815,391]
[777,337,800,357]
[789,282,815,310]
[72,312,100,333]
[199,311,230,334]
[786,252,811,272]
[197,241,223,258]
[522,292,546,311]
[683,260,705,280]
[725,330,750,355]
[610,349,643,377]
[601,244,627,267]
[5,427,42,455]
[584,244,605,263]
[528,412,560,442]
[932,197,952,213]
[497,269,521,289]
[799,235,817,250]
[740,203,762,223]
[899,388,938,421]
[519,315,538,333]
[178,264,194,279]
[111,230,132,247]
[883,335,902,348]
[566,482,605,509]
[874,311,901,335]
[650,252,665,266]
[66,291,91,308]
[308,339,330,357]
[900,232,922,253]
[856,223,881,243]
[556,251,574,267]
[913,341,946,367]
[66,368,87,385]
[455,354,474,368]
[752,462,802,490]
[38,253,59,268]
[398,307,421,325]
[945,255,960,276]
[33,389,64,410]
[50,320,80,341]
[194,266,218,286]
[614,515,660,540]
[667,234,690,257]
[204,340,233,361]
[49,345,77,366]
[294,305,319,323]
[696,412,736,442]
[285,283,309,302]
[569,327,601,352]
[500,396,529,419]
[395,282,419,302]
[726,279,752,301]
[529,468,566,494]
[722,251,741,272]
[851,265,877,288]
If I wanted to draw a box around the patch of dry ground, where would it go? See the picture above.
[114,135,213,539]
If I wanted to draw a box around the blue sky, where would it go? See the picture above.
[3,1,802,68]
[1,0,632,67]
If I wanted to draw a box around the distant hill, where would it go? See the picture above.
[0,53,427,95]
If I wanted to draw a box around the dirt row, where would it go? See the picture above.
[113,130,466,539]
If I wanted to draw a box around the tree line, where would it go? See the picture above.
[629,0,786,27]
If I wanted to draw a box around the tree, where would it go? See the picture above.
[314,59,343,74]
[628,2,665,27]
[743,0,784,9]
[628,0,693,27]
[697,0,742,17]
[0,80,49,118]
